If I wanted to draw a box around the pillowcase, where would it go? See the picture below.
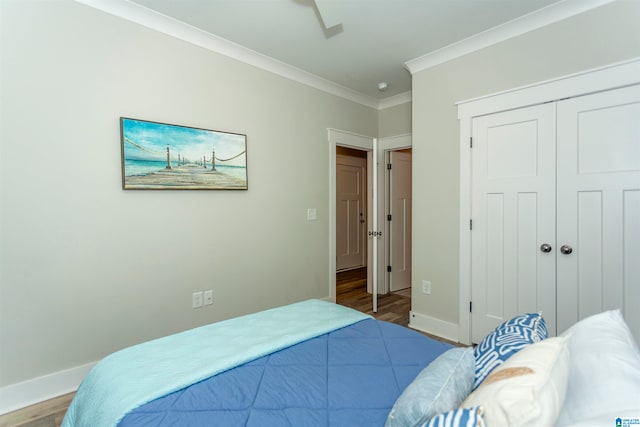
[422,406,485,427]
[555,310,640,425]
[463,336,569,427]
[385,347,474,427]
[473,312,547,389]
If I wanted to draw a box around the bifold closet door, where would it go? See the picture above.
[470,103,557,344]
[556,85,640,342]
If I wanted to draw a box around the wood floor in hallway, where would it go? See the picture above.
[336,267,411,326]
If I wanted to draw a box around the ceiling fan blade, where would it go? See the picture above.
[314,0,342,29]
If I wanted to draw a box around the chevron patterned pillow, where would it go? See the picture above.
[422,406,485,427]
[473,313,547,389]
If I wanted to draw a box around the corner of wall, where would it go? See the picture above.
[409,310,460,343]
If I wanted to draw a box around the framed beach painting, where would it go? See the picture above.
[120,117,247,190]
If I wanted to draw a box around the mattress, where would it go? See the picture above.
[120,318,452,426]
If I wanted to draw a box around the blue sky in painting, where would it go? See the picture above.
[122,118,246,167]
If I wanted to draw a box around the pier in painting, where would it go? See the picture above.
[124,164,246,189]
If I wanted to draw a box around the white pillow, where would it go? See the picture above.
[462,337,569,427]
[555,310,640,425]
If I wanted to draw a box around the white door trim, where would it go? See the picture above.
[457,57,640,345]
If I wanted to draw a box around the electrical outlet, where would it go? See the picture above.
[192,291,203,308]
[204,290,213,306]
[422,280,432,295]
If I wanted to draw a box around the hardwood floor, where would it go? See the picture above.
[336,267,461,348]
[0,393,73,427]
[0,269,445,427]
[336,266,411,326]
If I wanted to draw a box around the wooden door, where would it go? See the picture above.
[389,150,412,291]
[556,85,640,341]
[336,153,366,271]
[471,103,557,343]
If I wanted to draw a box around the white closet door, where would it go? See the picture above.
[471,103,557,343]
[556,85,640,341]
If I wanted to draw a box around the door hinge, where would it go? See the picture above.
[470,137,473,148]
[387,214,392,221]
[387,265,392,272]
[469,301,473,313]
[387,163,392,170]
[470,219,473,230]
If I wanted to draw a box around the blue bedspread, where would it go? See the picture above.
[62,300,371,427]
[120,317,452,426]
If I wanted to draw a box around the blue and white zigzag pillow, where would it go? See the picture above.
[423,406,485,427]
[473,312,547,389]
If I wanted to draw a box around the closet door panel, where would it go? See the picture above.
[624,190,640,342]
[576,191,604,318]
[470,103,556,343]
[557,85,640,340]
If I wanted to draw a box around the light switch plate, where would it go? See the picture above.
[422,281,431,295]
[192,291,203,308]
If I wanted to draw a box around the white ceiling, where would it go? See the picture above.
[83,0,615,107]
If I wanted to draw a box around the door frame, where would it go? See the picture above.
[328,129,377,305]
[456,58,640,345]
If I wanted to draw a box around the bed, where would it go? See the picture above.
[62,299,640,427]
[62,300,453,427]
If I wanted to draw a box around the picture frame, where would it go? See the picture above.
[120,117,248,190]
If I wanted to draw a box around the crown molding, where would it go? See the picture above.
[404,0,617,75]
[74,0,606,109]
[74,0,382,109]
[378,91,412,109]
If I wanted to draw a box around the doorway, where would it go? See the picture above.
[328,130,413,313]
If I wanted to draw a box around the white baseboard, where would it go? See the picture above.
[409,311,460,343]
[0,361,97,415]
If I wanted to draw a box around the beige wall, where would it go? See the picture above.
[411,0,640,328]
[0,0,377,386]
[378,101,412,138]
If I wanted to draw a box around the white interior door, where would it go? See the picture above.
[471,103,557,343]
[389,151,412,291]
[556,84,640,341]
[336,154,366,271]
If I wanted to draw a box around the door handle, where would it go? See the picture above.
[560,245,573,255]
[540,243,552,253]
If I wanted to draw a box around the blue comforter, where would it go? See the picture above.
[121,317,451,426]
[63,300,372,427]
